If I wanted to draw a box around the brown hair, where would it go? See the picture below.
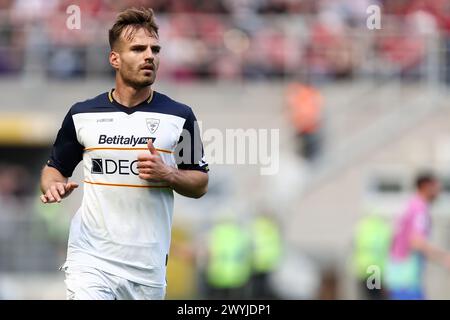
[415,171,437,190]
[108,7,159,50]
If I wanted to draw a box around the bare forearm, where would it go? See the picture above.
[40,165,79,203]
[40,165,67,193]
[167,169,208,198]
[423,244,447,264]
[411,236,447,265]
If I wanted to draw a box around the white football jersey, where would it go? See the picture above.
[48,90,208,287]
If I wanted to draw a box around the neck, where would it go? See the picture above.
[113,77,152,107]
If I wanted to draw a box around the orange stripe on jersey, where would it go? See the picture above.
[84,147,173,154]
[84,180,170,188]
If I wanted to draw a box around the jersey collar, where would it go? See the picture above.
[108,89,155,114]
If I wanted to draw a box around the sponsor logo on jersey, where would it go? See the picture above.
[98,135,154,147]
[91,158,139,175]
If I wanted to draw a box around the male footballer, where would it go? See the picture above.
[40,7,209,300]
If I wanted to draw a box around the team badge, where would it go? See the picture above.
[146,118,160,134]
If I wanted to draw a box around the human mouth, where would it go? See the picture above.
[141,65,154,71]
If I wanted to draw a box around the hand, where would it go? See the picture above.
[137,139,174,183]
[40,181,79,203]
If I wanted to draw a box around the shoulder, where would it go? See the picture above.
[69,92,112,115]
[152,91,195,120]
[408,195,428,214]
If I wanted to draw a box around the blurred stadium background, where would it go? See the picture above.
[2,0,450,299]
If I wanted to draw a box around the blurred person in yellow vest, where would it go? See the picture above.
[352,211,392,300]
[34,190,70,244]
[285,82,323,162]
[165,223,197,299]
[250,213,283,299]
[206,215,252,300]
[33,187,71,264]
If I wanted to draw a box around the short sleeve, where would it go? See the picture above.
[46,109,84,177]
[175,108,209,173]
[411,212,428,238]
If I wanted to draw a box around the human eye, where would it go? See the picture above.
[152,46,161,54]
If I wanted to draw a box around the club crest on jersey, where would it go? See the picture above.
[146,118,160,134]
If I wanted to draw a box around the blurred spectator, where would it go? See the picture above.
[0,0,14,10]
[403,0,450,84]
[385,171,450,300]
[33,189,70,249]
[249,213,282,299]
[0,0,447,81]
[205,216,252,299]
[166,224,198,299]
[257,0,323,15]
[285,82,323,162]
[0,164,32,204]
[376,18,427,81]
[10,0,57,22]
[305,9,357,82]
[352,212,392,300]
[257,0,291,15]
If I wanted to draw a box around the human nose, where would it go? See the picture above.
[144,47,154,63]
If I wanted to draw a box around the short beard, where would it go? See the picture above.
[125,77,154,89]
[120,70,155,89]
